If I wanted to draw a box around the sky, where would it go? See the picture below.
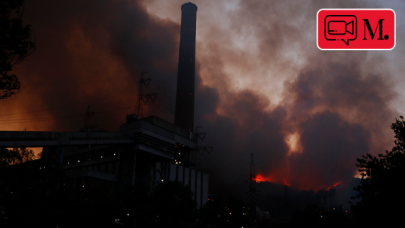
[1,0,405,194]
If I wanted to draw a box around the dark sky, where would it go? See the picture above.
[1,0,404,193]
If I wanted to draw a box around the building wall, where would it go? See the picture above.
[153,162,208,209]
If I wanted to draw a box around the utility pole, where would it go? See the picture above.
[246,153,259,227]
[134,72,157,118]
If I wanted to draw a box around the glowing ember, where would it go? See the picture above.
[283,179,290,186]
[254,174,271,183]
[327,181,342,190]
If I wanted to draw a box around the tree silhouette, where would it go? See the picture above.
[199,195,250,228]
[291,204,353,228]
[350,116,405,226]
[0,0,36,99]
[0,147,37,166]
[144,181,196,227]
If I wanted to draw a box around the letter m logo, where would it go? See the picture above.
[363,19,384,40]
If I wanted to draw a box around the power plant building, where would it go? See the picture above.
[0,2,208,208]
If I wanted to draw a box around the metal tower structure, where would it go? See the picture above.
[246,153,259,227]
[81,105,97,132]
[134,72,157,118]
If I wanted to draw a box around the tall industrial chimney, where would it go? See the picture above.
[174,2,197,132]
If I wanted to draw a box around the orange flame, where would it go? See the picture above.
[254,174,271,183]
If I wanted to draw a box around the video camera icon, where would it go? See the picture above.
[325,15,357,46]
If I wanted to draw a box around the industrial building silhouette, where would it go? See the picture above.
[0,2,209,208]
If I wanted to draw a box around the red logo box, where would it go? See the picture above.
[317,9,395,50]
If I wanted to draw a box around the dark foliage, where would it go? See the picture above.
[0,154,66,227]
[350,116,405,226]
[199,196,250,228]
[139,181,197,228]
[0,0,36,99]
[0,147,37,166]
[291,204,353,228]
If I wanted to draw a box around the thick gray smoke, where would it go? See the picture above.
[0,0,402,199]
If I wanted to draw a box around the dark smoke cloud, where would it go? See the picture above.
[1,0,180,131]
[289,111,370,190]
[191,0,398,195]
[0,0,401,198]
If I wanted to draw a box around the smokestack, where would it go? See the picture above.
[175,2,198,132]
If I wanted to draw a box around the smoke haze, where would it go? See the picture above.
[1,0,404,195]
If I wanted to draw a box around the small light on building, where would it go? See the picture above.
[101,156,103,158]
[114,153,116,156]
[39,167,41,169]
[243,213,246,215]
[333,208,335,210]
[78,160,80,163]
[82,186,84,188]
[218,215,220,218]
[321,215,323,218]
[178,153,181,155]
[67,162,69,164]
[179,161,181,164]
[161,179,164,182]
[229,213,231,215]
[127,213,129,216]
